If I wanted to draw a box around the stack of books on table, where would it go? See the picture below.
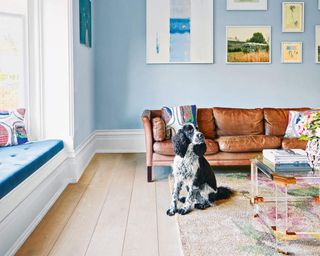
[262,149,312,171]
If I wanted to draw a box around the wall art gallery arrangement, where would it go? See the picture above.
[146,0,320,65]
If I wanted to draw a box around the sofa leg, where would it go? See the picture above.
[147,166,152,182]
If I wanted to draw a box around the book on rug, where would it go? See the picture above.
[262,149,308,164]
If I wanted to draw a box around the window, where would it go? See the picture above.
[0,1,28,110]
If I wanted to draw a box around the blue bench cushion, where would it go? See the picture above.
[0,140,64,199]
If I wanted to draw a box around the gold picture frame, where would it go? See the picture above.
[316,26,320,64]
[282,2,304,33]
[281,42,303,63]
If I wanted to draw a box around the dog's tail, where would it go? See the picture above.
[208,186,233,202]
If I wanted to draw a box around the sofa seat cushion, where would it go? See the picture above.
[213,107,264,136]
[153,139,219,156]
[282,138,307,150]
[216,135,281,153]
[0,140,64,199]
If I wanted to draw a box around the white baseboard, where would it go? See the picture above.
[0,129,146,256]
[95,129,145,153]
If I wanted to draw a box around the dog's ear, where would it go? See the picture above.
[172,129,190,157]
[193,143,207,157]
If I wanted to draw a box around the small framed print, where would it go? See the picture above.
[227,0,268,10]
[281,42,303,63]
[282,2,304,32]
[316,26,320,63]
[319,0,320,10]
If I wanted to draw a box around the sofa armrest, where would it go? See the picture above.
[141,110,153,166]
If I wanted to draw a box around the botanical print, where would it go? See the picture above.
[226,26,271,64]
[147,0,213,63]
[79,0,92,48]
[282,2,304,32]
[316,26,320,63]
[227,0,267,10]
[281,42,302,63]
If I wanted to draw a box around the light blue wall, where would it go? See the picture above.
[94,0,320,130]
[73,0,95,148]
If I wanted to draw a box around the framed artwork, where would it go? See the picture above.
[282,2,304,33]
[79,0,92,48]
[0,13,26,108]
[316,26,320,63]
[226,26,271,64]
[281,42,303,63]
[146,0,213,64]
[319,0,320,10]
[227,0,268,10]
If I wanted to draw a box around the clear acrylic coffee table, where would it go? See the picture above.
[250,156,320,253]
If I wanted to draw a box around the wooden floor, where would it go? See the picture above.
[17,154,182,256]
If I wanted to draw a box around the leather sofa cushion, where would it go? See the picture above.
[264,108,310,136]
[216,135,281,153]
[282,138,307,150]
[213,108,264,136]
[153,139,219,156]
[152,117,165,142]
[197,108,216,139]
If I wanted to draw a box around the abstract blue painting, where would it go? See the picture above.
[170,0,191,62]
[147,0,213,64]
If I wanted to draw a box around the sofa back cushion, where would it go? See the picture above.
[197,108,216,139]
[213,107,264,136]
[264,108,310,136]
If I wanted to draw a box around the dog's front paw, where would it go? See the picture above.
[194,202,211,210]
[178,208,191,215]
[166,208,177,216]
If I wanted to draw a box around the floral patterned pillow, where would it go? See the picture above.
[0,109,29,147]
[284,110,319,138]
[161,105,197,139]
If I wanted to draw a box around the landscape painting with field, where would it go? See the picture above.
[227,26,271,64]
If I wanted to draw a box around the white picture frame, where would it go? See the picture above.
[146,0,213,64]
[319,0,320,10]
[281,42,303,63]
[316,26,320,64]
[226,26,272,64]
[227,0,268,11]
[282,2,304,33]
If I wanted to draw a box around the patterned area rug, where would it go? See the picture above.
[170,172,320,256]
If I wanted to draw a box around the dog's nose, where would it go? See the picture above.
[197,133,204,140]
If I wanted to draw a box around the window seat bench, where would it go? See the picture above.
[0,140,64,199]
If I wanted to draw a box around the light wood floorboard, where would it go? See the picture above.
[16,153,182,256]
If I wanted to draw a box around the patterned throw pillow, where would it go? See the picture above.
[161,105,197,139]
[284,110,319,138]
[0,109,29,147]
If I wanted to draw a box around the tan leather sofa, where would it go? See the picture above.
[141,107,309,182]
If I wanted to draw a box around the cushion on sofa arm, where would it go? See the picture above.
[0,140,64,199]
[153,139,219,156]
[213,108,264,136]
[264,108,310,136]
[216,135,281,153]
[197,108,216,139]
[282,138,307,150]
[152,117,166,142]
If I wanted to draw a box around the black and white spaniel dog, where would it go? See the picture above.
[167,123,232,216]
